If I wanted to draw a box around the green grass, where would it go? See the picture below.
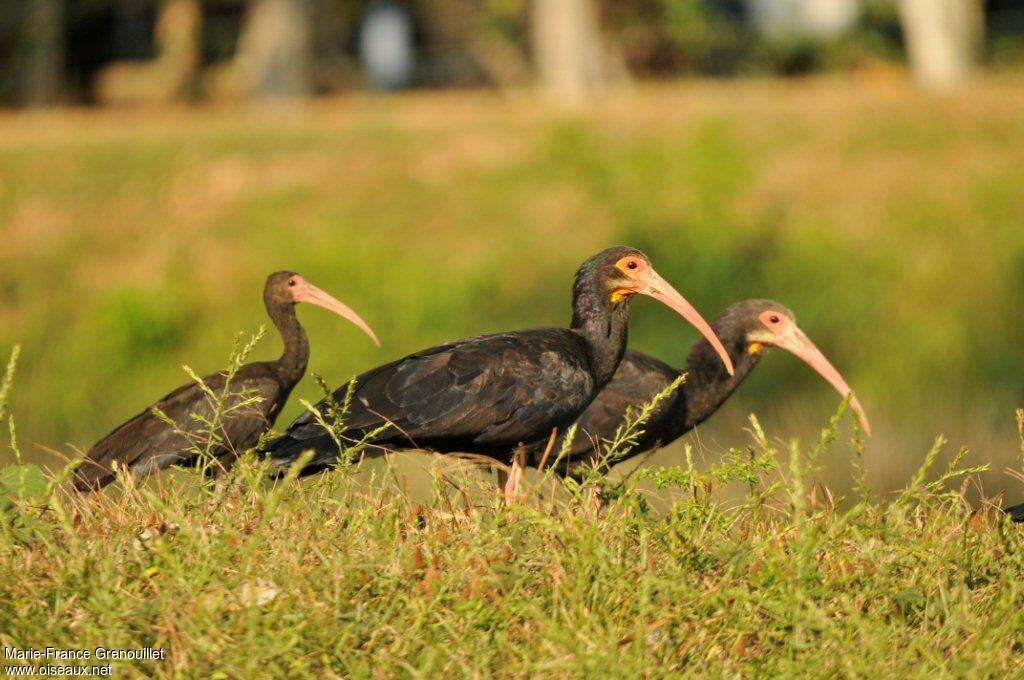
[3,78,1024,675]
[2,368,1023,676]
[2,339,1024,676]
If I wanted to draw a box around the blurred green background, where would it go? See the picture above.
[2,77,1023,495]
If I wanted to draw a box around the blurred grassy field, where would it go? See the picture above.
[2,76,1024,495]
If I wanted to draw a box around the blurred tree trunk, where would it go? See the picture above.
[532,0,628,100]
[23,0,63,107]
[899,0,984,89]
[95,0,201,106]
[206,0,312,100]
[239,0,312,99]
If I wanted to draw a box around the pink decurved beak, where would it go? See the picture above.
[636,268,735,376]
[776,326,871,436]
[293,278,380,347]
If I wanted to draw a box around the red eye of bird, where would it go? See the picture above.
[626,260,638,270]
[769,314,780,324]
[288,278,298,287]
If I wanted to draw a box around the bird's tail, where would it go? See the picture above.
[72,460,116,493]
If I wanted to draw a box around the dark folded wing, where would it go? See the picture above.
[281,329,595,450]
[559,350,682,462]
[75,372,280,490]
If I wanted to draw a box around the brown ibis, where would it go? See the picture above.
[73,271,379,491]
[551,298,870,477]
[260,246,733,474]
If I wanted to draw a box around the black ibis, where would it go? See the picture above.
[260,246,734,473]
[552,298,870,477]
[73,271,379,491]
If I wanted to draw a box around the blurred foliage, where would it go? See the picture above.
[479,0,527,44]
[4,1,1024,104]
[604,0,752,75]
[987,0,1024,67]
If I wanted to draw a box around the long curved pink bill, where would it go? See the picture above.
[779,327,871,436]
[642,269,735,376]
[297,282,380,347]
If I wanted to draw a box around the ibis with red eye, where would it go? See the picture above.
[551,298,870,477]
[260,246,733,473]
[73,271,379,491]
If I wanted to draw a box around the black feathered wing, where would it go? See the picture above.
[552,350,685,470]
[264,329,596,468]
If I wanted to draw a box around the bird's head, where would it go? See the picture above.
[577,246,734,375]
[264,271,380,346]
[720,299,870,435]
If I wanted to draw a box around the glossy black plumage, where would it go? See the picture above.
[268,329,597,471]
[551,299,792,476]
[261,246,716,473]
[73,271,371,491]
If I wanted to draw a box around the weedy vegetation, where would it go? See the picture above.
[147,327,272,481]
[2,341,1024,677]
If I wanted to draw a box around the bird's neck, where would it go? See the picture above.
[571,278,630,388]
[269,304,309,386]
[677,336,761,432]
